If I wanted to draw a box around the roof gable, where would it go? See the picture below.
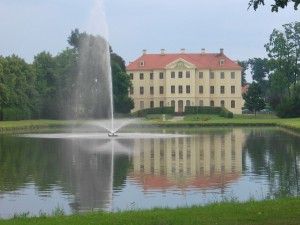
[166,58,196,69]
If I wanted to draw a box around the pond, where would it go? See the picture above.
[0,127,300,218]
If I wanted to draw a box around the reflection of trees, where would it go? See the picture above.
[244,128,300,197]
[0,136,61,192]
[0,136,131,211]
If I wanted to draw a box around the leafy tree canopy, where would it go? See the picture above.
[242,82,266,116]
[248,0,300,12]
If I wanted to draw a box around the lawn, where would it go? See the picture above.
[1,115,300,132]
[0,198,300,225]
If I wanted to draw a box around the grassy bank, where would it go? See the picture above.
[0,115,300,132]
[145,114,300,131]
[1,198,300,225]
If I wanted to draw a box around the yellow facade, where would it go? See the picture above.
[127,49,243,114]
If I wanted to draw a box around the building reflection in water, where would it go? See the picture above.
[130,129,244,192]
[59,129,245,212]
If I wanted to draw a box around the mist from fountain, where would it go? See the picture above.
[76,0,117,134]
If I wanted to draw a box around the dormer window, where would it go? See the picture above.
[220,59,225,65]
[140,61,145,67]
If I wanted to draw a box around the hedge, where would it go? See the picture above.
[0,107,32,121]
[133,107,175,117]
[185,106,233,118]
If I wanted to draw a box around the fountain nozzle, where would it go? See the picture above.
[108,132,118,137]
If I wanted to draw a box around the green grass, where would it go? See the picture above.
[144,114,300,131]
[1,198,300,225]
[1,115,300,132]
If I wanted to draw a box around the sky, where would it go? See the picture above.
[0,0,299,81]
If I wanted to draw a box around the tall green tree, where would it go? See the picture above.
[248,58,271,101]
[265,22,300,98]
[248,0,300,11]
[111,61,134,113]
[237,60,248,86]
[0,55,38,119]
[32,51,57,118]
[243,82,266,116]
[54,48,78,119]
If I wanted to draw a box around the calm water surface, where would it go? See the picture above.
[0,127,299,218]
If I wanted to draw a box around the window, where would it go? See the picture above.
[171,85,175,93]
[186,100,190,106]
[220,59,225,65]
[210,86,215,94]
[159,86,164,94]
[171,71,175,78]
[199,72,204,79]
[150,101,154,108]
[186,71,190,78]
[221,100,225,107]
[210,100,214,107]
[178,85,183,94]
[231,85,235,94]
[231,100,235,108]
[129,87,134,95]
[199,100,204,106]
[231,72,235,79]
[210,72,214,79]
[150,86,154,95]
[159,72,164,79]
[140,61,144,66]
[186,85,190,94]
[220,86,225,94]
[140,73,144,80]
[150,73,153,80]
[140,86,144,95]
[130,73,133,80]
[220,72,225,79]
[160,101,164,107]
[171,100,175,107]
[140,101,144,109]
[199,85,204,94]
[179,71,183,78]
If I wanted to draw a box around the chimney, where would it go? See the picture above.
[143,49,147,55]
[161,49,165,55]
[180,48,186,54]
[220,48,224,54]
[201,48,205,54]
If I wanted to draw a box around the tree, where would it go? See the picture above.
[243,82,266,116]
[111,61,134,113]
[265,22,300,98]
[237,60,248,86]
[33,51,57,118]
[248,0,300,12]
[248,58,270,83]
[248,58,271,100]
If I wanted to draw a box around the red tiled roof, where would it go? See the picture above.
[129,172,240,192]
[126,52,242,71]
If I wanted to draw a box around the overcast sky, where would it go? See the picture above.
[0,0,298,74]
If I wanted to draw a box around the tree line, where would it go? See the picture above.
[242,21,300,118]
[0,29,134,121]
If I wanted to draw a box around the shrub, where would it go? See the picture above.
[134,107,175,117]
[1,107,32,121]
[276,96,300,118]
[185,106,233,118]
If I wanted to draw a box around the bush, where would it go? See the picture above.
[1,107,32,121]
[276,96,300,118]
[134,107,175,117]
[185,106,233,118]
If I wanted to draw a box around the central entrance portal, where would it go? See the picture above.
[178,100,183,113]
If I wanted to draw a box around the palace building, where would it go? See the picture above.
[126,48,243,114]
